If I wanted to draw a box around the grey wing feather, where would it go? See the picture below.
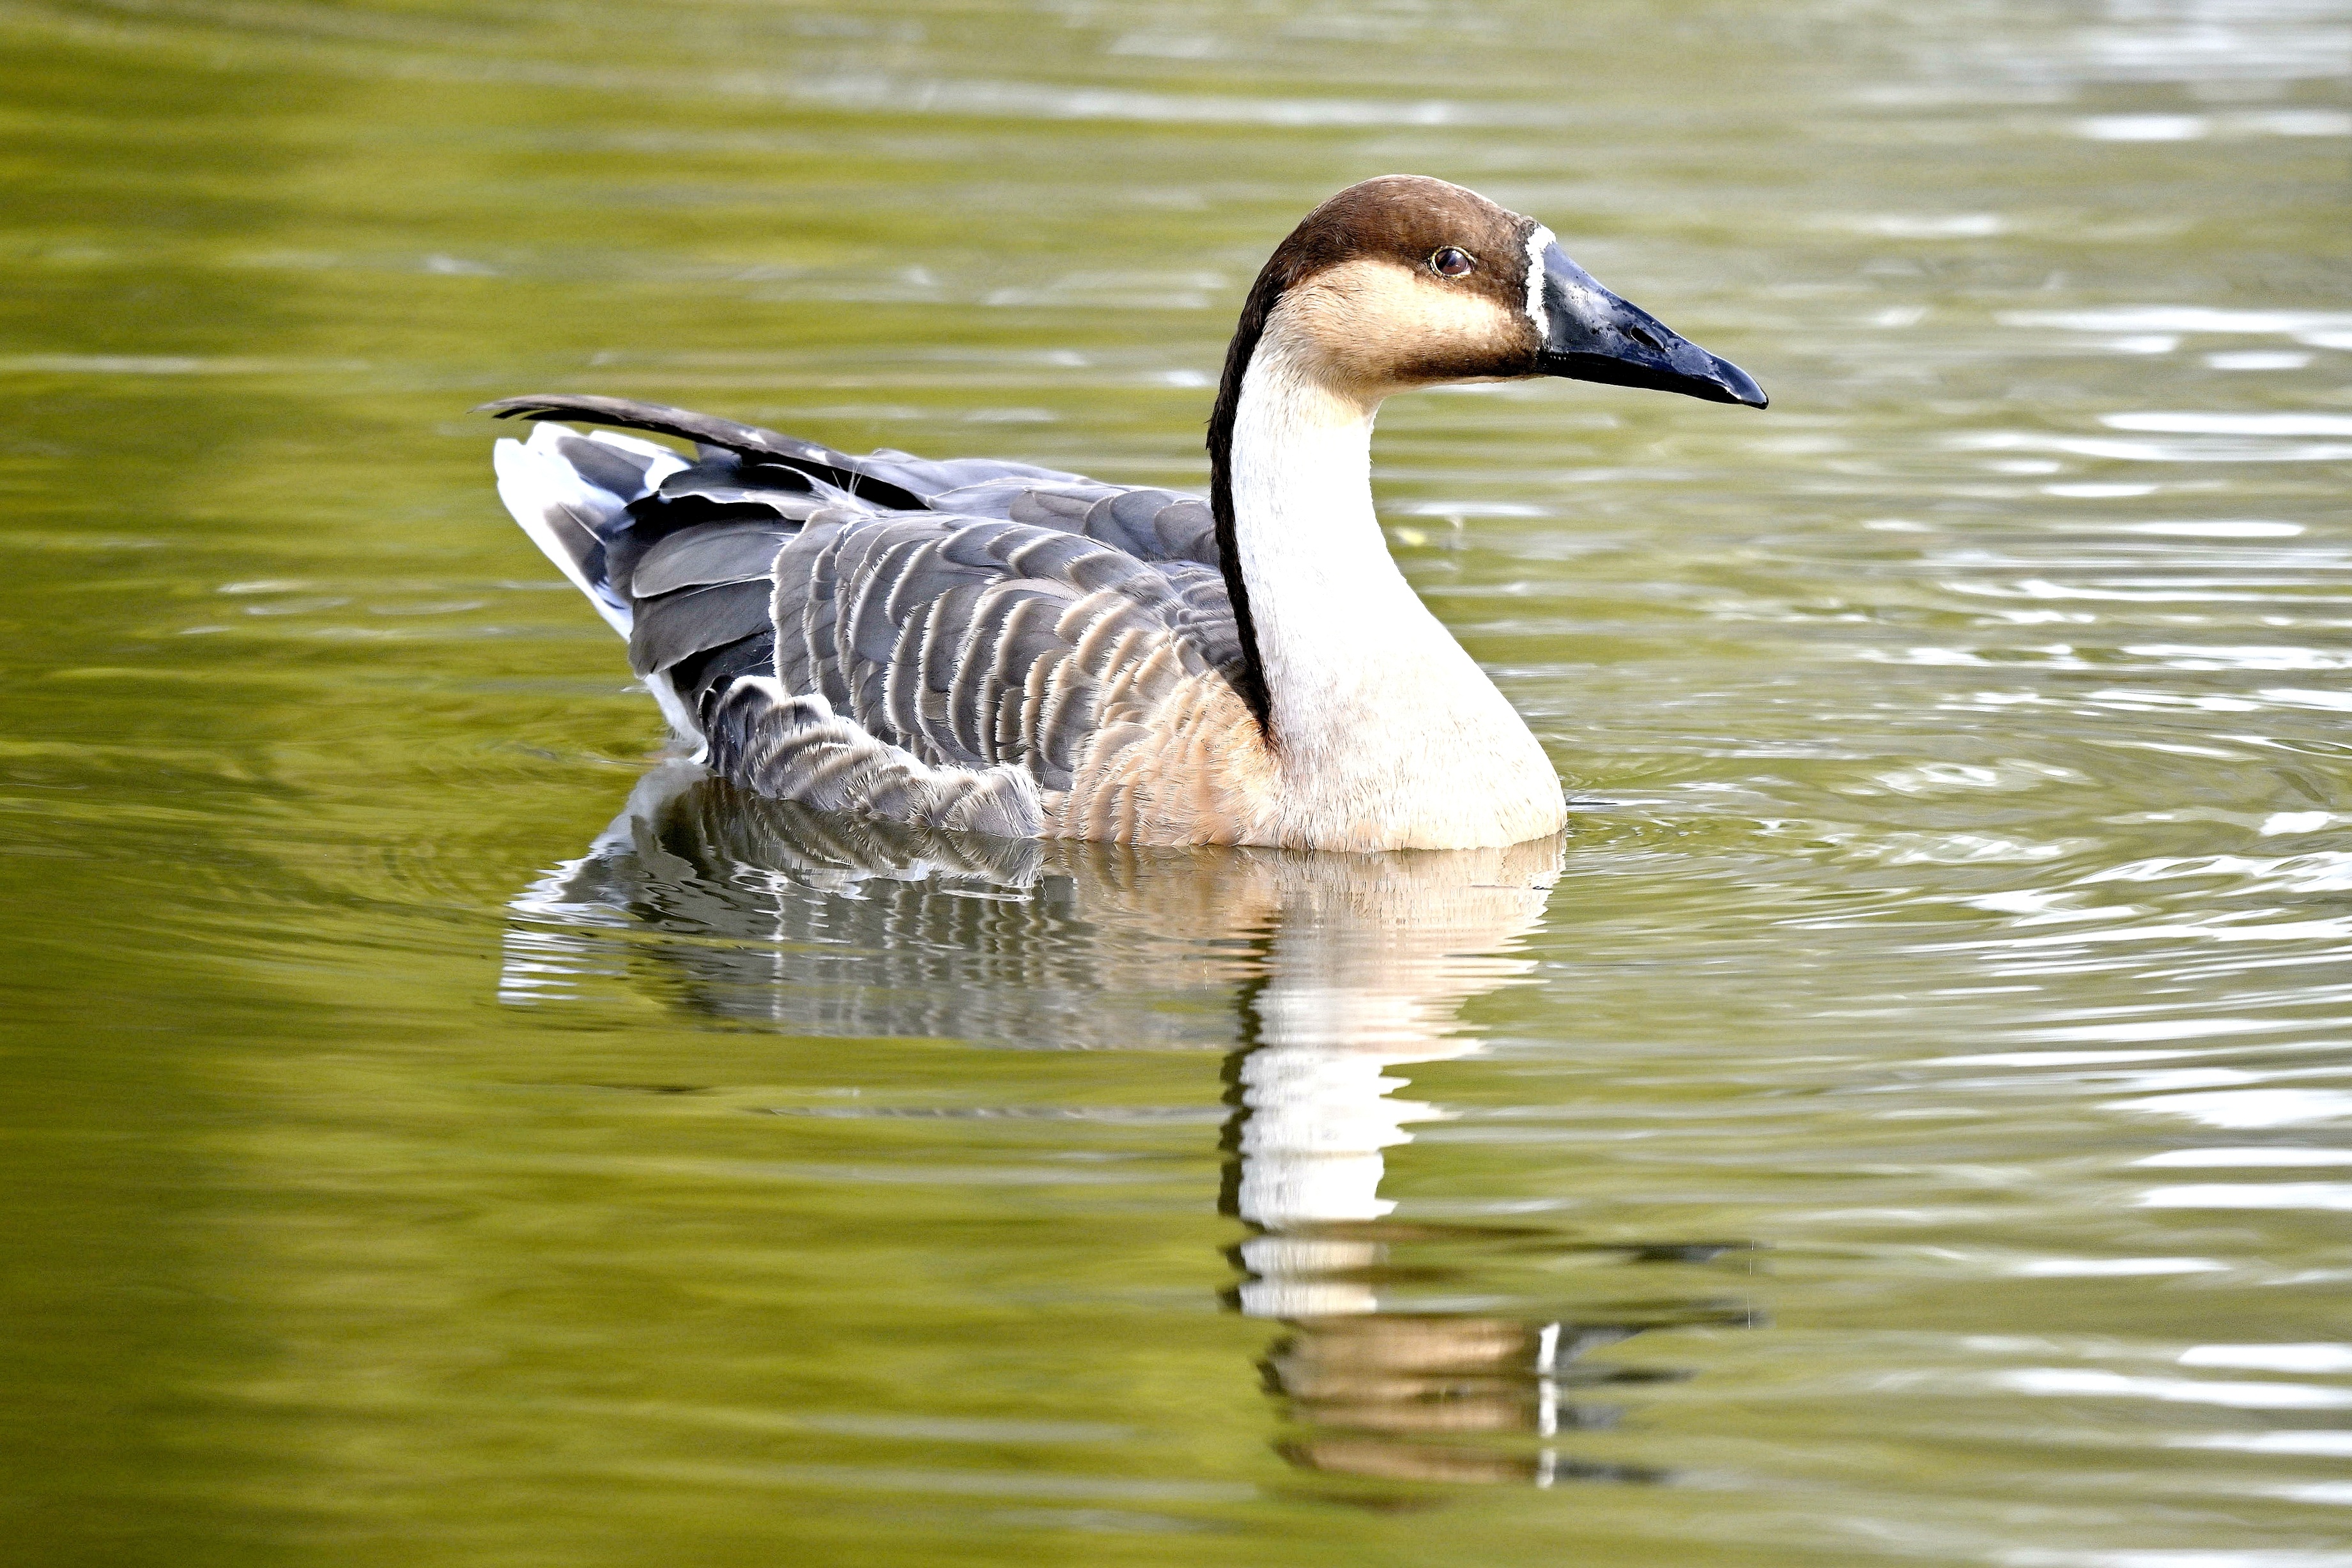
[550,432,660,500]
[488,397,1240,833]
[1088,490,1163,558]
[1006,486,1107,530]
[630,580,775,675]
[629,523,794,598]
[748,505,1234,808]
[854,448,1095,500]
[705,679,1043,839]
[1152,498,1217,562]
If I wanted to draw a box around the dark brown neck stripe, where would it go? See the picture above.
[1205,259,1289,735]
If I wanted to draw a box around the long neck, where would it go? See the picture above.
[1231,340,1428,754]
[1212,317,1513,776]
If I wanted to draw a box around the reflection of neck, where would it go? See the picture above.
[1221,313,1561,847]
[1225,843,1559,1317]
[1235,1048,1429,1227]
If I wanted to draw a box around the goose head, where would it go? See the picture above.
[1220,174,1766,411]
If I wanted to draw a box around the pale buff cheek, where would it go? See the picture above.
[1278,259,1532,394]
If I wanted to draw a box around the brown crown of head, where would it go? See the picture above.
[1222,176,1545,394]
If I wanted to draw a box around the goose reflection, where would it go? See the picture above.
[506,767,1755,1487]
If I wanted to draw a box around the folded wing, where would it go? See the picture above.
[485,396,1245,838]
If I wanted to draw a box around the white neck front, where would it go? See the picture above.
[1224,314,1562,849]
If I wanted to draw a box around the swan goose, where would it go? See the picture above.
[484,175,1765,851]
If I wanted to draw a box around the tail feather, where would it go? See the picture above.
[493,422,707,748]
[491,423,687,636]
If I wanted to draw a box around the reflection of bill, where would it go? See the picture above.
[1249,1276,1754,1488]
[507,768,1755,1490]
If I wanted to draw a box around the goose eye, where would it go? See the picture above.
[1430,247,1474,278]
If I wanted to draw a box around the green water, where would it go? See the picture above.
[3,1,2349,1564]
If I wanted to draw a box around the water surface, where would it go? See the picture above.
[2,1,2348,1564]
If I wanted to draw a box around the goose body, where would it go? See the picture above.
[486,176,1764,850]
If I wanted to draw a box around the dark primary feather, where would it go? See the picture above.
[480,393,1091,513]
[482,394,873,479]
[495,396,1248,819]
[552,432,657,501]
